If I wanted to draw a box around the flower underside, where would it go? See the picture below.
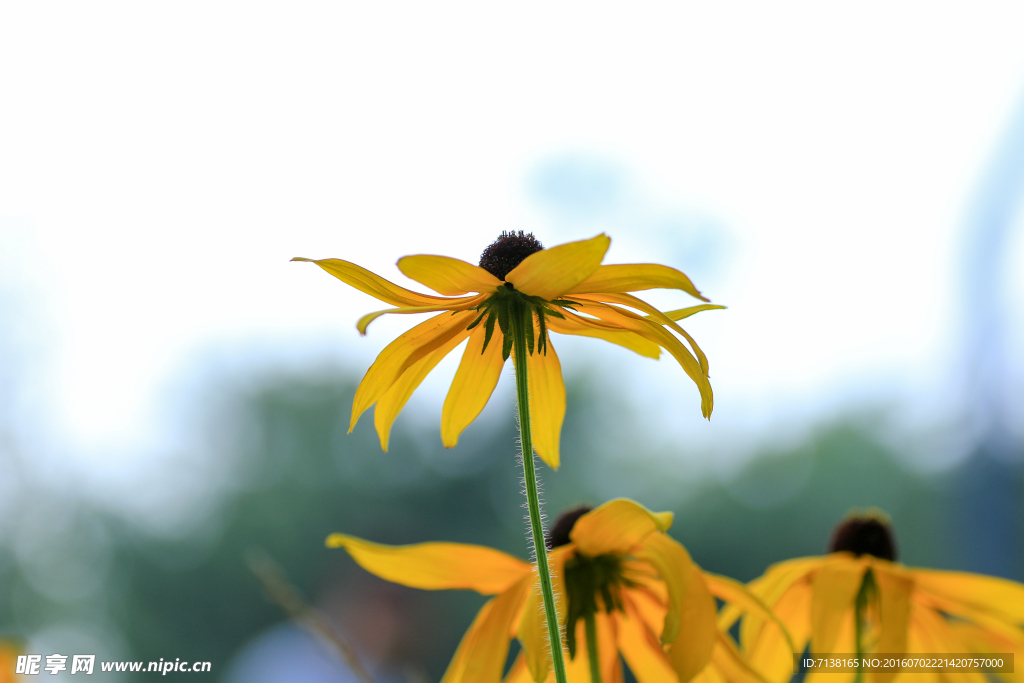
[464,284,577,360]
[563,551,634,659]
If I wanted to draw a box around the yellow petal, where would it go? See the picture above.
[719,557,822,635]
[441,325,507,449]
[871,564,913,683]
[521,339,565,469]
[746,580,814,683]
[573,292,711,375]
[503,654,533,683]
[625,574,670,635]
[569,304,713,418]
[562,619,592,681]
[752,557,828,606]
[454,575,531,683]
[946,619,1024,683]
[912,568,1024,625]
[375,330,471,451]
[505,234,610,300]
[558,611,620,683]
[570,499,674,556]
[595,610,623,683]
[634,533,716,680]
[811,555,868,655]
[350,310,475,433]
[292,257,453,306]
[547,314,661,358]
[663,304,728,321]
[326,533,530,594]
[517,571,550,683]
[566,263,709,302]
[703,572,795,654]
[441,574,531,683]
[398,254,503,296]
[706,632,770,683]
[690,663,727,683]
[356,294,485,335]
[665,573,719,683]
[904,605,976,683]
[617,595,680,683]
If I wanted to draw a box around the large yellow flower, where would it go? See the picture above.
[294,232,721,468]
[725,512,1024,683]
[328,499,787,683]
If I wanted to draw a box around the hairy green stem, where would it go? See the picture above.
[585,612,602,683]
[511,300,568,683]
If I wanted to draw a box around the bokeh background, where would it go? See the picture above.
[2,3,1024,681]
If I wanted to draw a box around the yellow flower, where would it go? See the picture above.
[328,499,786,683]
[294,232,721,468]
[1,639,22,683]
[725,511,1024,683]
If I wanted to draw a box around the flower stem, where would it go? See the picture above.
[585,613,602,683]
[511,300,568,683]
[853,570,874,683]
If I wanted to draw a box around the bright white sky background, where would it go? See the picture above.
[2,3,1024,488]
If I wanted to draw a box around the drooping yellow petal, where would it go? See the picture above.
[558,611,620,683]
[706,632,770,683]
[946,619,1024,683]
[663,304,728,321]
[811,555,868,655]
[912,568,1024,625]
[690,663,727,683]
[720,558,821,634]
[568,305,713,417]
[505,234,610,300]
[441,575,531,683]
[398,254,503,296]
[356,294,486,335]
[458,575,531,683]
[547,314,661,358]
[573,292,711,376]
[872,563,913,683]
[441,325,507,449]
[803,614,857,683]
[350,310,476,432]
[566,263,709,302]
[597,611,625,683]
[634,533,716,680]
[517,571,550,683]
[326,534,530,595]
[617,595,680,683]
[521,339,565,469]
[704,572,795,654]
[746,580,813,683]
[904,605,977,683]
[375,330,471,451]
[503,654,532,683]
[570,499,674,557]
[292,257,455,306]
[625,575,670,635]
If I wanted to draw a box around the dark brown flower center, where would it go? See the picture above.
[479,231,543,280]
[546,504,593,550]
[828,513,898,561]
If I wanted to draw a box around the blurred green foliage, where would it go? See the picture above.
[0,362,1021,681]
